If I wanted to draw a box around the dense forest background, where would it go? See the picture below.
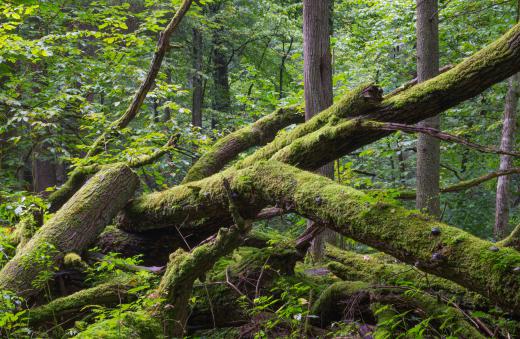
[1,0,520,338]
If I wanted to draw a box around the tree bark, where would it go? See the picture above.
[0,164,139,298]
[303,0,335,259]
[495,73,520,239]
[415,0,441,217]
[192,28,204,128]
[210,4,231,130]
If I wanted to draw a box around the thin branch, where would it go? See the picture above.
[389,167,520,200]
[367,121,520,157]
[86,0,194,158]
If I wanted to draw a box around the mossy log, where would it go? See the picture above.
[121,160,520,313]
[119,22,520,233]
[325,245,486,307]
[183,105,305,183]
[28,277,135,326]
[236,23,520,171]
[154,178,252,337]
[325,245,466,293]
[0,164,139,298]
[310,281,484,338]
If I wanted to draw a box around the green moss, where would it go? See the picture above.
[29,276,135,325]
[183,105,304,183]
[238,85,380,169]
[74,311,163,339]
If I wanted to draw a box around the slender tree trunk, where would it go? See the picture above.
[495,4,520,239]
[192,28,204,128]
[210,7,230,130]
[415,0,441,217]
[495,74,519,238]
[32,151,57,194]
[303,0,334,259]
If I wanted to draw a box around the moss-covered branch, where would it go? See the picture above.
[237,23,520,171]
[154,179,252,337]
[119,160,520,313]
[28,277,135,326]
[0,164,139,298]
[310,281,484,338]
[183,105,305,183]
[325,245,484,305]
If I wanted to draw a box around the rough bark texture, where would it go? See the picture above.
[303,0,335,259]
[192,28,204,128]
[0,164,139,298]
[495,73,519,239]
[415,0,441,217]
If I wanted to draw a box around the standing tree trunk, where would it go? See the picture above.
[495,3,520,239]
[32,151,57,194]
[192,28,204,128]
[303,0,335,259]
[495,73,519,238]
[415,0,441,217]
[210,1,230,130]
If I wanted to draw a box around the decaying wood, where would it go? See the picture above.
[0,164,139,298]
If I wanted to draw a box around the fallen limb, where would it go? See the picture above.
[499,223,520,250]
[0,164,139,298]
[155,179,252,337]
[237,23,520,171]
[310,281,484,338]
[119,23,520,233]
[324,245,485,306]
[119,160,520,313]
[183,105,305,183]
[28,277,135,326]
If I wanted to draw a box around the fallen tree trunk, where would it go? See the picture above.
[119,23,520,233]
[0,164,139,298]
[120,160,520,313]
[237,22,520,171]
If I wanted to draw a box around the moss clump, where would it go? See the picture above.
[74,311,163,339]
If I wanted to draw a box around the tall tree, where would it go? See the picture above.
[415,0,441,217]
[303,0,334,259]
[209,1,230,129]
[192,27,204,128]
[495,1,520,239]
